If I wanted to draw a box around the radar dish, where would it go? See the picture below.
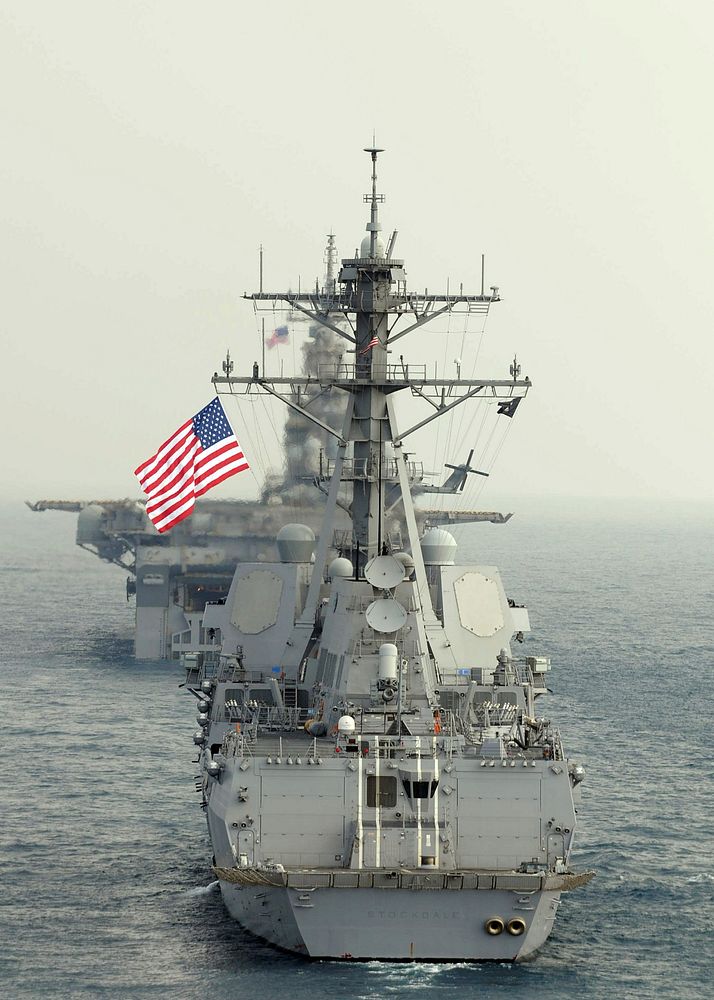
[365,599,408,633]
[364,555,404,590]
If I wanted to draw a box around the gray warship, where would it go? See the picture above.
[187,148,591,961]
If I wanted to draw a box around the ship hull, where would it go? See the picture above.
[219,881,561,961]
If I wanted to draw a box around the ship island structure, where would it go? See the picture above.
[177,149,592,961]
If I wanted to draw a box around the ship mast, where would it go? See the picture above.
[323,233,338,295]
[349,145,390,565]
[214,149,531,597]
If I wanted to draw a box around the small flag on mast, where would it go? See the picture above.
[266,325,289,349]
[135,397,249,534]
[359,335,379,355]
[496,397,522,418]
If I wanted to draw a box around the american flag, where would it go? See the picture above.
[266,324,289,349]
[359,335,379,355]
[135,397,249,533]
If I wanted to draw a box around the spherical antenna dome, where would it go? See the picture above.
[420,528,458,566]
[392,551,415,579]
[360,233,385,258]
[276,523,316,563]
[328,557,353,580]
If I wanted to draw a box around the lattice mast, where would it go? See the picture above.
[323,233,338,295]
[215,148,530,586]
[347,146,391,561]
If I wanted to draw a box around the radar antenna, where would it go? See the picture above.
[363,144,385,258]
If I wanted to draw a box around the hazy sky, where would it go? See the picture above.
[3,0,713,505]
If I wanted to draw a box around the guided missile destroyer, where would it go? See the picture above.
[188,149,591,960]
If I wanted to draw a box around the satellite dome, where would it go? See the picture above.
[420,528,458,566]
[276,523,316,563]
[392,551,415,579]
[364,555,404,590]
[365,598,408,633]
[360,233,386,258]
[328,557,353,580]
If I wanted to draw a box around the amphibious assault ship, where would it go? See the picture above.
[190,148,591,960]
[27,471,509,663]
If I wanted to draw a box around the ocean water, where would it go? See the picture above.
[1,500,712,1000]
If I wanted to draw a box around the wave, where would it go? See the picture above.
[183,880,220,897]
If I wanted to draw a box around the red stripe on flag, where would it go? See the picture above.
[139,435,201,498]
[135,399,251,534]
[134,419,193,481]
[153,497,196,533]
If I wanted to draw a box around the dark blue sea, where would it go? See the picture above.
[2,500,712,999]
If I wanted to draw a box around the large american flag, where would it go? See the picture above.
[135,397,249,533]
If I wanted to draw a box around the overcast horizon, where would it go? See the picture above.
[3,1,713,508]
